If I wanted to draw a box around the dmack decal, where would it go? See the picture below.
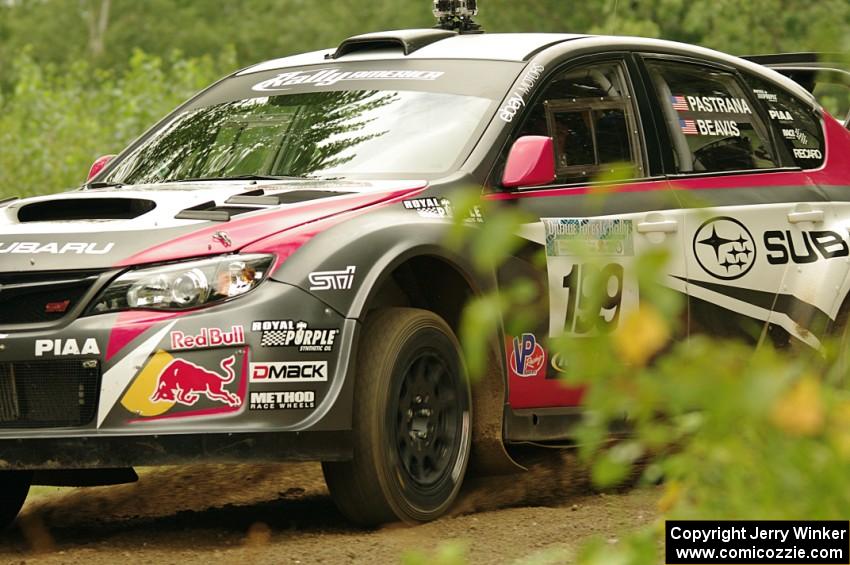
[35,338,99,357]
[0,241,114,255]
[170,326,245,350]
[250,361,328,383]
[509,333,546,378]
[253,68,444,92]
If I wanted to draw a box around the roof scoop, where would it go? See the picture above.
[16,198,156,223]
[330,29,456,59]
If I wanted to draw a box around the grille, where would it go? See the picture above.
[0,360,100,428]
[0,271,102,325]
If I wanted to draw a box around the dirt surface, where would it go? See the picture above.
[0,450,659,564]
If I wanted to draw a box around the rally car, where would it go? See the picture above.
[2,2,849,528]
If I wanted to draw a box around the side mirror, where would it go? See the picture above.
[501,136,555,188]
[87,155,117,182]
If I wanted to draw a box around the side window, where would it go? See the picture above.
[744,74,826,169]
[515,61,642,184]
[645,60,778,174]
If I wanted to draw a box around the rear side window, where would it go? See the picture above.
[645,60,778,174]
[744,74,825,169]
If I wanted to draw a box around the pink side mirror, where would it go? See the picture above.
[501,136,555,188]
[87,154,117,182]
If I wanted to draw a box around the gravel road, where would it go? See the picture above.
[0,450,658,564]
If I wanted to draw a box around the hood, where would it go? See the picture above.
[0,179,426,272]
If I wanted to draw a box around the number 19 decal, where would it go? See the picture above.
[562,262,624,334]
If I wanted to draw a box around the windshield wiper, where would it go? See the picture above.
[160,174,310,183]
[86,181,124,189]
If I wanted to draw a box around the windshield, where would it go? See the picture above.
[100,59,524,185]
[104,90,494,184]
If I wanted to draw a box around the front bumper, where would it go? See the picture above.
[0,280,358,466]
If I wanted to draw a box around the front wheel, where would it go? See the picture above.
[323,308,472,526]
[0,471,31,531]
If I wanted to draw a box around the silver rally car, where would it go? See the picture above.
[2,2,850,527]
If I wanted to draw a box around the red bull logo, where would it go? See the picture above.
[170,326,245,350]
[509,333,546,378]
[150,355,242,407]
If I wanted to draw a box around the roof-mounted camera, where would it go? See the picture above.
[433,0,483,33]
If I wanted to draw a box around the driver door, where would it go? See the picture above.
[492,55,687,411]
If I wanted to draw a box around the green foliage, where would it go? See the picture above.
[1,1,849,562]
[0,48,232,198]
[2,0,850,198]
[451,180,850,562]
[402,541,469,565]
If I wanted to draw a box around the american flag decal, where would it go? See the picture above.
[680,119,698,135]
[671,95,689,111]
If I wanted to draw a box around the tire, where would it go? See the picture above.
[323,308,472,526]
[0,471,31,531]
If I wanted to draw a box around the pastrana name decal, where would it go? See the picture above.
[252,320,340,352]
[683,95,752,115]
[253,68,444,92]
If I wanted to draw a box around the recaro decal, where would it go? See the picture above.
[693,217,757,280]
[0,242,114,255]
[252,69,445,92]
[793,148,823,160]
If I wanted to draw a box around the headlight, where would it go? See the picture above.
[87,254,274,314]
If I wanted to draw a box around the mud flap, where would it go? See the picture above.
[468,346,526,476]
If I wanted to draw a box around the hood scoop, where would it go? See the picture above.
[17,198,156,223]
[175,200,263,222]
[226,189,354,206]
